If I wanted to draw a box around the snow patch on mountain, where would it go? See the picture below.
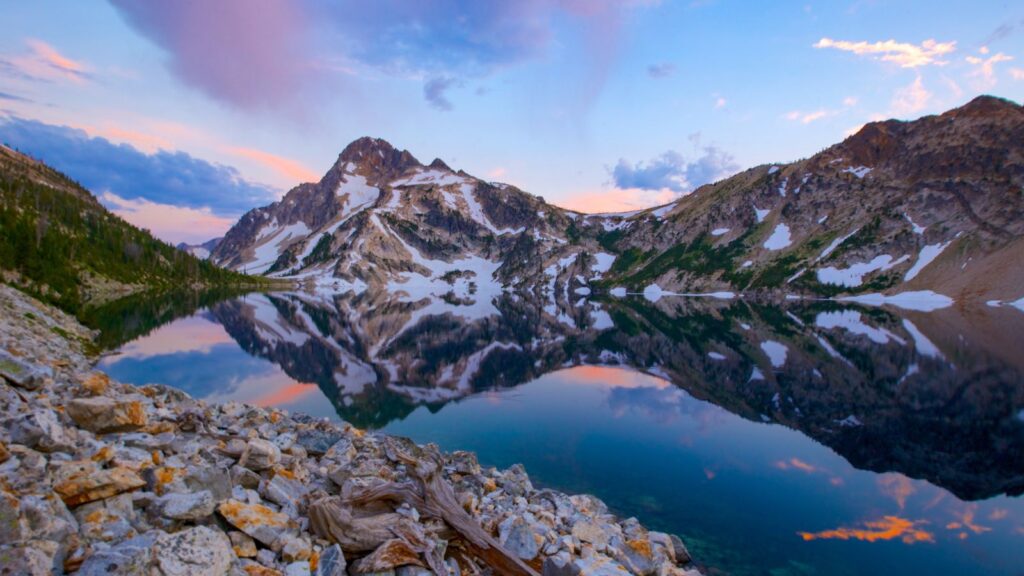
[763,223,792,250]
[816,254,909,287]
[905,240,952,281]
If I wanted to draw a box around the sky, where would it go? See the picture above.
[1,0,1022,244]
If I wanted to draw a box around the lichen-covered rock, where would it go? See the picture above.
[350,539,424,574]
[217,500,295,547]
[239,439,281,471]
[0,542,58,575]
[229,530,258,558]
[154,526,234,576]
[53,461,146,507]
[66,396,148,433]
[76,532,158,576]
[0,348,52,390]
[4,408,73,452]
[153,490,216,521]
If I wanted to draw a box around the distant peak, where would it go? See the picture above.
[428,158,451,171]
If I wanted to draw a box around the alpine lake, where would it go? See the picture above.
[85,287,1024,576]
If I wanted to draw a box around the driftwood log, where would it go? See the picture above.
[309,438,540,576]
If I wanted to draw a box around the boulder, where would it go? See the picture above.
[0,349,51,390]
[295,429,345,456]
[0,542,57,575]
[76,532,158,576]
[314,544,346,576]
[66,397,148,433]
[154,526,234,576]
[53,461,146,507]
[5,408,73,452]
[239,439,281,471]
[349,539,424,574]
[153,490,216,521]
[229,531,258,558]
[217,499,295,547]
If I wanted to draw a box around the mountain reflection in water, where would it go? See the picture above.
[97,290,1024,575]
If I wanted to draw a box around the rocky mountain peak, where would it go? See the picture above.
[428,157,451,171]
[330,136,422,180]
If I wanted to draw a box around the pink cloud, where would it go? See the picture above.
[227,146,320,184]
[109,0,309,109]
[556,186,677,214]
[1,39,91,84]
[100,191,236,245]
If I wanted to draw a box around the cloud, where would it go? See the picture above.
[785,109,830,124]
[557,186,677,213]
[0,39,91,84]
[1012,68,1024,81]
[784,97,857,124]
[647,62,676,78]
[109,0,650,110]
[890,76,932,115]
[798,516,934,544]
[877,473,916,510]
[0,115,278,215]
[0,91,31,103]
[814,37,956,68]
[714,96,727,109]
[965,50,1014,89]
[100,192,238,245]
[108,0,310,109]
[423,76,458,111]
[227,146,319,183]
[611,145,739,193]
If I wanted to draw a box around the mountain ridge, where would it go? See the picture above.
[211,95,1024,305]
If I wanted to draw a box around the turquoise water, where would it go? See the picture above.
[97,292,1024,575]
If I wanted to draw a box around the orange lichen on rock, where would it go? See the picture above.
[81,372,109,395]
[54,465,145,507]
[798,516,934,544]
[626,538,653,559]
[218,500,292,530]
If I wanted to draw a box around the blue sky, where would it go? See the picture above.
[1,0,1022,243]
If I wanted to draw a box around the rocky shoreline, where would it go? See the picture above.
[0,284,702,576]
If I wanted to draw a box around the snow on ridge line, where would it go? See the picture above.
[837,290,954,312]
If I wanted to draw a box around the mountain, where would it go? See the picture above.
[603,95,1024,302]
[0,144,257,313]
[210,136,626,300]
[212,96,1024,304]
[176,237,222,260]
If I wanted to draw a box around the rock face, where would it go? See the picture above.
[0,282,702,575]
[212,96,1024,303]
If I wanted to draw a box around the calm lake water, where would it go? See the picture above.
[94,290,1024,576]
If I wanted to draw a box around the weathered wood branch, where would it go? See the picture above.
[309,437,539,576]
